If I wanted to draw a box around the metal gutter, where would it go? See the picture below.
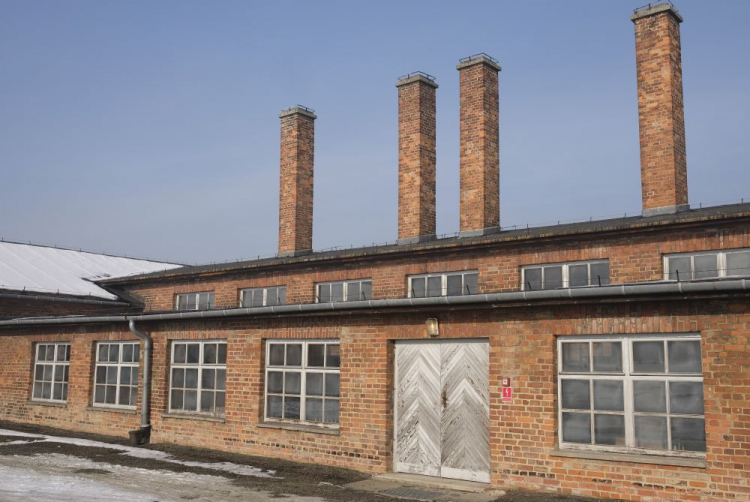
[0,292,131,307]
[0,279,748,327]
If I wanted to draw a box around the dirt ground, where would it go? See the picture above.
[0,420,614,502]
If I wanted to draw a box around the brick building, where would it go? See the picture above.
[1,4,748,501]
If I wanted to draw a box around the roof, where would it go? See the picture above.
[0,241,183,300]
[101,201,750,284]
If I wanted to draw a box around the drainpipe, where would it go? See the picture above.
[128,320,151,445]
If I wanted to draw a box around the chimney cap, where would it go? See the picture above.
[396,71,439,89]
[631,2,683,23]
[456,53,501,72]
[279,105,317,119]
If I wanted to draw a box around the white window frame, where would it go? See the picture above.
[521,260,609,291]
[168,340,227,417]
[557,334,705,459]
[664,249,750,281]
[407,271,479,298]
[239,286,287,307]
[315,279,371,303]
[92,341,140,409]
[175,291,214,310]
[32,342,70,403]
[264,339,340,428]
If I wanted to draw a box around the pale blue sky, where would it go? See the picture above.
[1,1,748,264]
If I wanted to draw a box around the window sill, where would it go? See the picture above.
[550,449,706,468]
[256,421,340,436]
[27,400,67,408]
[161,413,226,424]
[86,406,137,415]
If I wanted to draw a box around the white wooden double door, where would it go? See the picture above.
[394,339,490,483]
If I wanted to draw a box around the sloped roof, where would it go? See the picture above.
[0,241,182,300]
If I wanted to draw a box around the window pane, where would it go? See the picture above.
[308,344,325,367]
[325,374,340,397]
[174,344,186,364]
[269,344,285,366]
[592,342,622,372]
[52,365,64,383]
[284,397,300,419]
[252,289,264,307]
[590,262,609,286]
[464,273,478,295]
[201,391,215,412]
[671,418,706,452]
[569,264,589,288]
[133,346,139,363]
[46,346,55,361]
[123,344,133,363]
[216,370,226,391]
[267,395,283,418]
[635,416,668,450]
[266,288,278,307]
[544,266,563,289]
[105,385,116,404]
[446,275,462,296]
[37,345,46,362]
[331,283,344,303]
[668,256,692,281]
[119,387,131,407]
[326,344,340,368]
[278,287,287,305]
[106,367,118,385]
[524,268,542,291]
[171,390,183,410]
[306,373,323,396]
[33,382,43,399]
[561,343,590,372]
[96,366,107,384]
[120,367,131,386]
[411,278,426,298]
[694,254,719,279]
[562,412,591,443]
[98,344,108,362]
[184,390,197,411]
[94,385,105,404]
[204,344,217,364]
[108,345,119,363]
[427,276,442,297]
[306,398,323,422]
[285,372,301,395]
[632,341,665,373]
[594,414,625,446]
[185,369,198,389]
[178,295,189,310]
[561,380,590,410]
[361,281,372,301]
[43,365,52,382]
[669,382,704,415]
[668,341,701,373]
[187,344,200,364]
[324,399,339,424]
[727,251,750,277]
[172,368,184,388]
[215,392,225,413]
[202,369,216,390]
[633,380,666,413]
[318,285,330,303]
[593,380,623,411]
[185,295,197,310]
[217,344,227,365]
[286,344,302,366]
[267,371,283,394]
[347,282,360,301]
[35,364,44,382]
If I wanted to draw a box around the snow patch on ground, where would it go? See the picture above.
[0,429,276,478]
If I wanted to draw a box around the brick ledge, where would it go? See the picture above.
[161,412,225,424]
[256,421,339,436]
[550,449,706,468]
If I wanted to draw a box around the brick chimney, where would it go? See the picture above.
[632,3,689,216]
[396,72,438,244]
[278,106,316,257]
[457,54,501,236]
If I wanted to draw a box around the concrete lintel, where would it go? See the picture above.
[456,55,501,72]
[642,203,690,218]
[397,234,437,246]
[279,106,317,120]
[631,3,683,23]
[396,74,438,89]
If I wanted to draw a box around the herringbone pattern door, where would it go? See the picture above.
[394,340,490,483]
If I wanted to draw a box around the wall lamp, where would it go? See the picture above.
[425,318,439,337]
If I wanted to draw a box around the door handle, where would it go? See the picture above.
[441,388,447,408]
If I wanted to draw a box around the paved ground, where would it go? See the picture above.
[0,421,614,502]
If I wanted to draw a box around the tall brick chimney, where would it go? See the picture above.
[278,106,316,257]
[396,72,438,244]
[632,3,689,216]
[457,54,501,236]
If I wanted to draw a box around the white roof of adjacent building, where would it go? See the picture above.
[0,241,182,300]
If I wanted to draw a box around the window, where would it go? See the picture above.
[169,341,226,416]
[32,343,70,402]
[522,260,609,290]
[665,249,750,281]
[93,342,139,408]
[316,280,371,303]
[558,335,705,456]
[265,340,340,426]
[408,271,478,298]
[240,286,287,307]
[176,292,214,311]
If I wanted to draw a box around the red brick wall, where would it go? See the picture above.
[633,6,688,214]
[1,298,748,501]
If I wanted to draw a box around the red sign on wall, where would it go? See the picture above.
[502,387,512,403]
